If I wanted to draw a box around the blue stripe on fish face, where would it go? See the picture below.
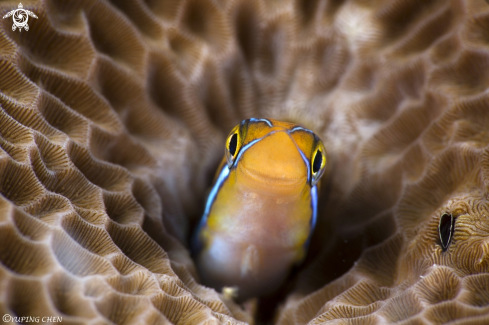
[303,185,318,251]
[291,126,320,251]
[192,164,230,253]
[289,138,311,184]
[233,137,263,167]
[310,185,318,231]
[287,128,313,184]
[203,165,230,219]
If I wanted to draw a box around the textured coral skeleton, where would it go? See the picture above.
[0,0,489,324]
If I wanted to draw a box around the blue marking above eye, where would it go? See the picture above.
[249,118,273,127]
[290,126,314,134]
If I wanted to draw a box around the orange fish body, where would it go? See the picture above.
[193,118,326,300]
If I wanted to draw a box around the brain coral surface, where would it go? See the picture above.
[1,0,489,324]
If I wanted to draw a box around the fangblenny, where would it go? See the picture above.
[193,118,327,300]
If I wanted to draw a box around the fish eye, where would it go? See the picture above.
[225,126,242,168]
[310,141,326,186]
[312,150,323,174]
[228,133,238,157]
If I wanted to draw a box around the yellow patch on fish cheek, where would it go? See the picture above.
[207,214,219,230]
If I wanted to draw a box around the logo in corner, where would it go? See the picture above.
[2,3,37,32]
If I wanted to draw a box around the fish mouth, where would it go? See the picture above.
[240,165,306,188]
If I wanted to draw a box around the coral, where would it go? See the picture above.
[0,0,488,324]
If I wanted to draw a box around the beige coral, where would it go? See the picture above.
[0,0,489,324]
